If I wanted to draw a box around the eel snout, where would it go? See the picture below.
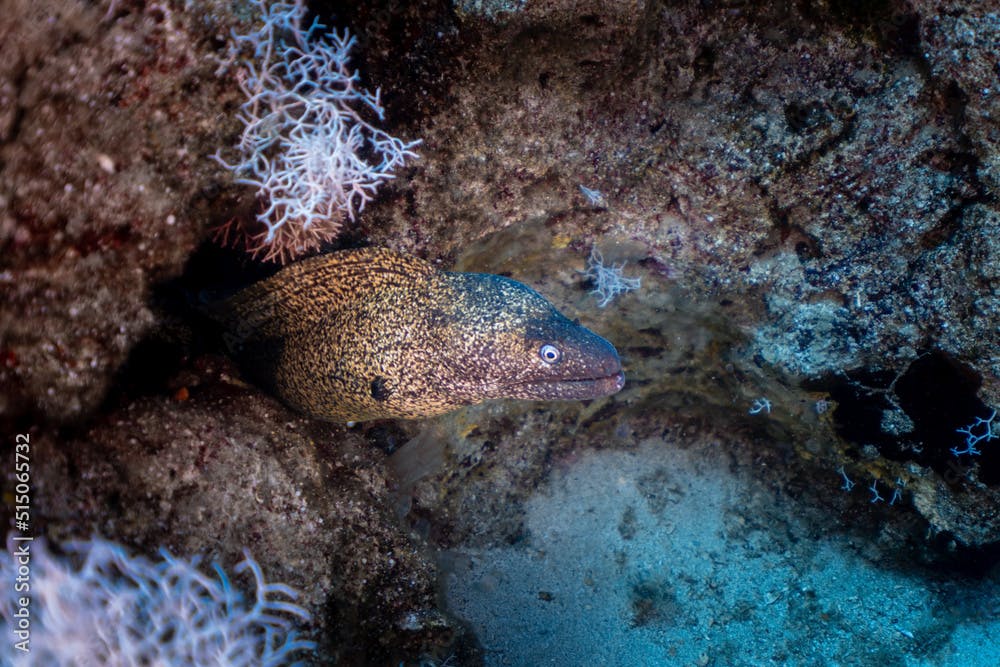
[513,331,625,401]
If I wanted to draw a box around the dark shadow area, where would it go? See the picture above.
[811,350,998,487]
[103,234,376,414]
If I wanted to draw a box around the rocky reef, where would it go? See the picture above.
[1,0,998,664]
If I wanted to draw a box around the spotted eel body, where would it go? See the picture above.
[211,247,624,422]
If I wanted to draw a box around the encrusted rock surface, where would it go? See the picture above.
[0,0,238,422]
[356,0,998,402]
[26,360,469,663]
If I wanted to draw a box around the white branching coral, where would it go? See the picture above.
[582,247,642,307]
[215,0,420,263]
[0,535,314,666]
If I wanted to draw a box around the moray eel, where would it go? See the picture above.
[209,247,624,422]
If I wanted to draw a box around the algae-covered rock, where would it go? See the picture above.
[26,367,469,663]
[0,0,237,422]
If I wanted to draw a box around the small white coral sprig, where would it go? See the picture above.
[581,246,642,307]
[0,535,314,666]
[215,0,420,263]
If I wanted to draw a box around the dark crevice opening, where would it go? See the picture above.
[812,350,998,486]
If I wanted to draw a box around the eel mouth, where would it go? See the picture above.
[511,370,626,401]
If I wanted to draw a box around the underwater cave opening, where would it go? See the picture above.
[814,350,999,487]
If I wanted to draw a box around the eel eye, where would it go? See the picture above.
[539,344,562,364]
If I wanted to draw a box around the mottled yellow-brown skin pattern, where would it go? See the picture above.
[213,247,623,422]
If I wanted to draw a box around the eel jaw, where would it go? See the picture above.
[507,369,626,401]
